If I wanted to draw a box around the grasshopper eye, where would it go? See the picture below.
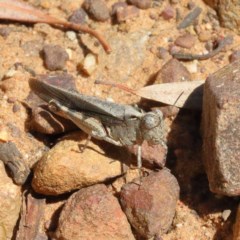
[141,112,161,130]
[48,100,60,113]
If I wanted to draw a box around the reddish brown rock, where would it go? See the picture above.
[202,60,240,196]
[68,8,88,24]
[175,34,196,49]
[29,106,77,134]
[229,50,240,63]
[55,184,135,240]
[161,5,175,20]
[127,141,167,168]
[120,169,180,238]
[43,45,69,71]
[155,58,191,83]
[83,0,110,22]
[128,0,152,9]
[111,2,128,16]
[116,5,140,22]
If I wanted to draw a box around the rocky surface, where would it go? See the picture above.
[55,184,135,240]
[0,0,239,239]
[202,60,240,196]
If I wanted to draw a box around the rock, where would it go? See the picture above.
[116,5,140,22]
[43,45,69,71]
[29,106,77,134]
[120,169,180,238]
[83,0,110,22]
[202,60,240,196]
[0,142,30,185]
[55,184,135,240]
[221,209,231,221]
[161,5,175,20]
[68,8,88,24]
[0,161,21,240]
[78,53,97,76]
[111,2,128,16]
[16,191,46,240]
[127,0,152,9]
[175,34,196,49]
[229,50,240,63]
[233,204,240,240]
[32,132,126,195]
[127,140,167,168]
[198,31,212,42]
[155,58,191,83]
[156,47,171,60]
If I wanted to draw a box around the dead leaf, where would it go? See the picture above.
[0,0,111,53]
[137,80,204,110]
[96,80,204,110]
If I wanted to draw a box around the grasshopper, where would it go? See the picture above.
[29,78,166,174]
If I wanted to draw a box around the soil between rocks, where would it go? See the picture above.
[0,0,239,239]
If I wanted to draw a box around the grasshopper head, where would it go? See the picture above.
[140,109,166,145]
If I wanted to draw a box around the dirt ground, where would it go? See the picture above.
[0,0,239,239]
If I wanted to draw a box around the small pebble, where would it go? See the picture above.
[12,104,21,113]
[183,60,198,73]
[175,34,196,49]
[83,0,110,22]
[68,8,88,24]
[156,47,170,60]
[0,27,11,38]
[7,97,16,104]
[111,2,128,16]
[161,6,175,20]
[4,67,16,79]
[222,209,231,221]
[187,1,196,10]
[43,45,69,71]
[198,31,212,42]
[127,0,152,9]
[66,31,77,41]
[79,53,97,75]
[116,5,140,22]
[229,50,240,63]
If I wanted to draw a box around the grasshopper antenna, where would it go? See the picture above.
[95,80,137,95]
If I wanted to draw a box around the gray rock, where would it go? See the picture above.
[83,0,110,22]
[43,45,69,71]
[202,60,240,196]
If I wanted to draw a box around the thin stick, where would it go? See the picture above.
[95,80,137,95]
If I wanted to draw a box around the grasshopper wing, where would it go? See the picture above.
[29,78,142,121]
